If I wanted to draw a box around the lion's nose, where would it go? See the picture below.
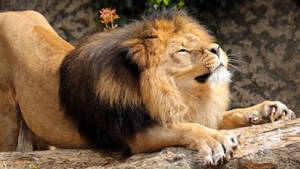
[209,45,220,58]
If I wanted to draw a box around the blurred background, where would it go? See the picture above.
[1,0,299,116]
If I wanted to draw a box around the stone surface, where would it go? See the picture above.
[213,0,300,116]
[1,118,300,169]
[0,0,299,116]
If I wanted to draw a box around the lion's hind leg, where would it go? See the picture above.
[0,89,20,151]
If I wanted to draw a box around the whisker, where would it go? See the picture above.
[228,63,241,72]
[227,52,241,57]
[228,59,247,64]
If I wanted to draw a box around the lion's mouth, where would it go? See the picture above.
[194,64,224,83]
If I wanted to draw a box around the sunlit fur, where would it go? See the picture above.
[59,10,231,153]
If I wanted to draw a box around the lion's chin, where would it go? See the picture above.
[207,66,231,85]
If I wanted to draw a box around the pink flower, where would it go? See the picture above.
[100,9,111,19]
[99,8,119,32]
[101,12,110,19]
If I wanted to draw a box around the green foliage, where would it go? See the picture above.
[145,0,185,11]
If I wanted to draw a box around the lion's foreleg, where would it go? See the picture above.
[219,101,296,129]
[127,123,239,165]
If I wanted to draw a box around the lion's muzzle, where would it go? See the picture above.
[194,63,227,83]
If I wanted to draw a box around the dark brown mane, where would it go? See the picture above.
[58,10,193,154]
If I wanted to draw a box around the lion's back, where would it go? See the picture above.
[0,10,54,36]
[0,10,74,83]
[0,10,72,59]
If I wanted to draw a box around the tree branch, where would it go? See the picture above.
[1,118,300,169]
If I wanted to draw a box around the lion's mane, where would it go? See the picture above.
[59,10,215,154]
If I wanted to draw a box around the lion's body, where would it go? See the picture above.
[0,10,295,165]
[58,11,233,153]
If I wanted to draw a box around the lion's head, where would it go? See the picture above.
[59,10,231,153]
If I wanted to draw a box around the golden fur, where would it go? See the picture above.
[0,10,295,165]
[121,14,228,126]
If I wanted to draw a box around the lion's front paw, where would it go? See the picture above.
[188,129,240,166]
[260,101,296,122]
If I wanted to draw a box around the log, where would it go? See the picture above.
[1,118,300,169]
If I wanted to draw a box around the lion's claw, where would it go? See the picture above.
[262,101,296,122]
[200,131,240,166]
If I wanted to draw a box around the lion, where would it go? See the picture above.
[0,10,295,165]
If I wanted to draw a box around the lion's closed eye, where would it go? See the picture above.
[177,48,190,53]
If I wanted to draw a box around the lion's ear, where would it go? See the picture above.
[122,40,148,69]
